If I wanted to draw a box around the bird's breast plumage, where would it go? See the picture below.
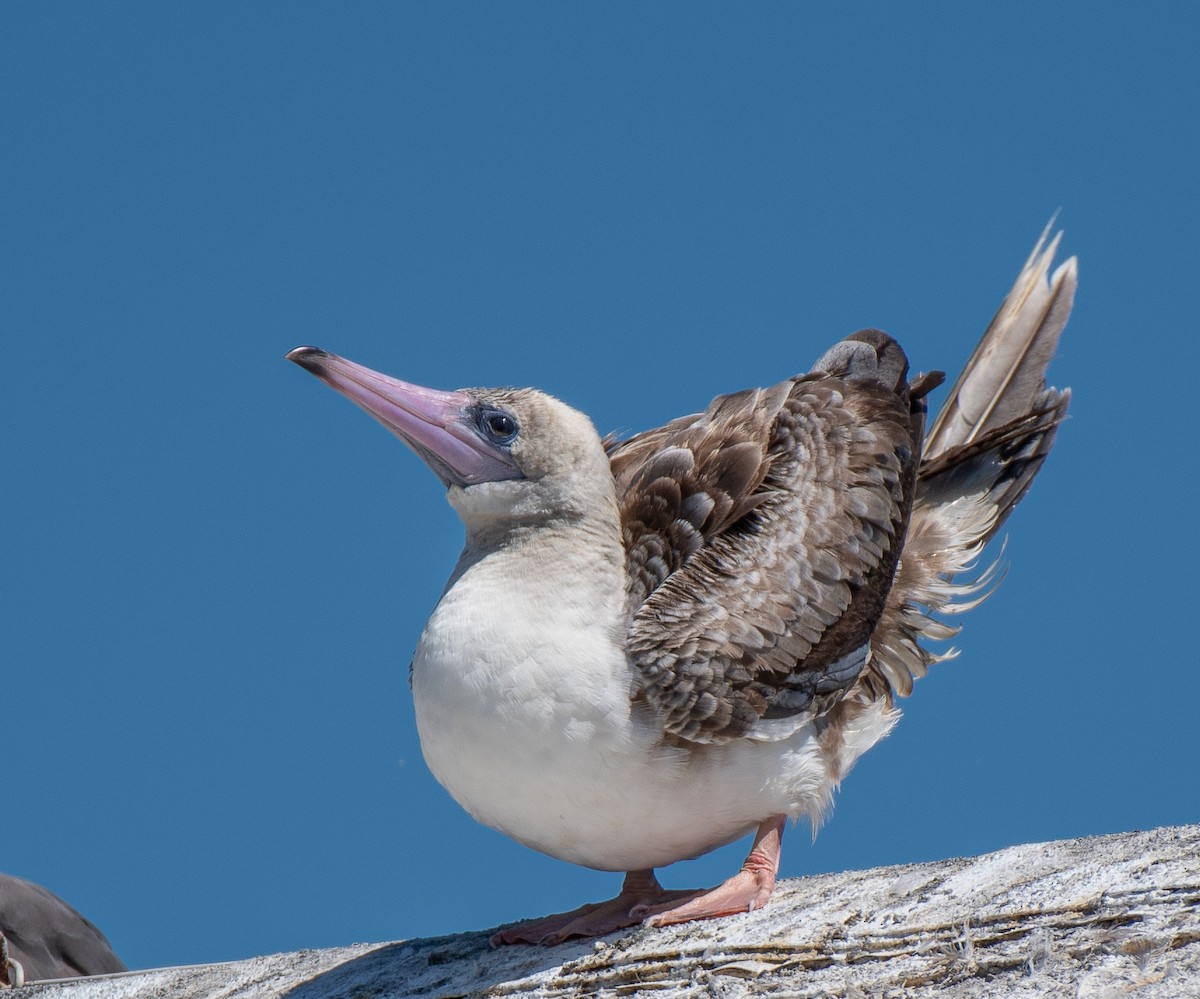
[409,526,889,871]
[288,228,1073,896]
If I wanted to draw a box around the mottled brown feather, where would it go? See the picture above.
[610,330,929,744]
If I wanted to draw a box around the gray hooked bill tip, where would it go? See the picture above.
[286,346,331,372]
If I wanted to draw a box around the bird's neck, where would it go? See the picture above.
[448,500,626,596]
[416,509,632,714]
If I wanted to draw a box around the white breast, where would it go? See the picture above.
[412,536,641,862]
[411,531,899,872]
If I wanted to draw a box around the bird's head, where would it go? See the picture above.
[287,347,616,535]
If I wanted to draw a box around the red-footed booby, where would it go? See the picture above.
[287,230,1074,945]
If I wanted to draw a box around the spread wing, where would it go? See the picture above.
[609,330,937,745]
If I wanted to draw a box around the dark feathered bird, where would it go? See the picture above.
[0,874,126,985]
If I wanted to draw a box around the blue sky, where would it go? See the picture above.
[4,3,1197,972]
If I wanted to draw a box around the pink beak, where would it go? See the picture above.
[287,346,521,488]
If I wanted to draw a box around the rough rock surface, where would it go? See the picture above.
[16,825,1200,998]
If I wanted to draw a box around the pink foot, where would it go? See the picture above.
[490,870,695,946]
[491,816,788,944]
[636,867,776,927]
[636,815,785,928]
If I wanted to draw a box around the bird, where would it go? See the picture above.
[0,874,127,985]
[287,228,1074,945]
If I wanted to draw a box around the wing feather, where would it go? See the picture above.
[612,330,928,745]
[609,231,1074,746]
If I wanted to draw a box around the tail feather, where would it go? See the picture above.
[863,228,1074,701]
[925,224,1076,458]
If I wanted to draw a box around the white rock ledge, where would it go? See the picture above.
[17,825,1200,998]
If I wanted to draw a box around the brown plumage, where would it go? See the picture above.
[602,230,1072,744]
[287,226,1075,943]
[612,331,940,743]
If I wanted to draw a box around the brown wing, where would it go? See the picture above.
[610,330,935,745]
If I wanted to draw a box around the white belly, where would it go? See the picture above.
[410,546,899,872]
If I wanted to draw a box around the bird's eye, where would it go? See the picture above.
[479,409,519,444]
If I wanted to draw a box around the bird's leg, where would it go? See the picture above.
[632,815,786,928]
[490,869,697,946]
[492,816,787,945]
